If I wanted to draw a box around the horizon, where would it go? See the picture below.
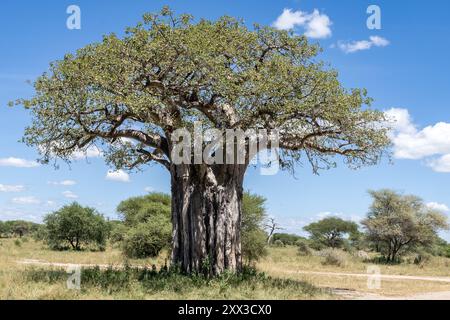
[1,0,449,241]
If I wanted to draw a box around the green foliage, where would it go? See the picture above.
[109,221,128,244]
[44,202,109,251]
[241,192,268,263]
[117,193,171,226]
[122,219,172,258]
[304,217,359,249]
[26,264,321,297]
[362,189,449,262]
[274,240,284,247]
[13,7,390,177]
[0,220,40,238]
[272,233,305,246]
[241,229,267,264]
[116,193,172,258]
[32,224,48,242]
[115,191,268,261]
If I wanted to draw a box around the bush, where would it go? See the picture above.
[321,249,348,267]
[109,223,127,244]
[413,252,432,266]
[117,193,172,258]
[122,219,171,258]
[274,240,284,247]
[44,202,109,251]
[297,242,313,256]
[241,229,267,264]
[272,233,304,246]
[241,192,268,263]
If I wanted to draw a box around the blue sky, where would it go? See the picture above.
[1,0,449,239]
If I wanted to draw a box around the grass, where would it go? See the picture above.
[0,238,329,300]
[2,239,450,299]
[257,246,450,297]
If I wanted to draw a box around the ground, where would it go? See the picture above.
[1,239,450,300]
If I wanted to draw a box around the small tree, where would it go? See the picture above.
[304,217,359,249]
[44,203,109,250]
[362,190,449,262]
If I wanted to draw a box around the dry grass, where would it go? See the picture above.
[0,239,329,300]
[257,246,450,297]
[3,239,450,299]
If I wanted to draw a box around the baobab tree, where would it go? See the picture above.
[12,8,390,275]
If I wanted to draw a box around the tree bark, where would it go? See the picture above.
[170,164,245,275]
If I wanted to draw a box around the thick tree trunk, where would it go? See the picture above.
[170,164,245,275]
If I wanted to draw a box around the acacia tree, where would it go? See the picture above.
[304,217,359,248]
[362,190,449,262]
[13,8,390,275]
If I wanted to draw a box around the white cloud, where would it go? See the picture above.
[426,202,450,212]
[72,146,102,160]
[144,186,154,193]
[106,170,130,183]
[304,10,332,39]
[49,180,77,186]
[427,155,450,173]
[62,191,78,199]
[386,108,450,173]
[12,196,41,205]
[0,157,40,168]
[273,8,332,39]
[0,184,25,192]
[338,36,390,53]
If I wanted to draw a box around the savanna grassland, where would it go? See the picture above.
[2,238,450,300]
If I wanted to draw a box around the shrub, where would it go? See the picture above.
[117,193,172,258]
[413,252,432,266]
[297,242,313,256]
[241,192,268,263]
[122,218,171,258]
[109,223,128,244]
[274,240,284,247]
[321,249,348,267]
[272,233,304,246]
[241,229,267,264]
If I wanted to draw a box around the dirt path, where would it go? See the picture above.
[272,269,450,300]
[17,259,450,300]
[292,270,450,283]
[334,289,450,300]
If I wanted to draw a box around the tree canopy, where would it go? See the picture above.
[13,6,390,174]
[304,217,359,249]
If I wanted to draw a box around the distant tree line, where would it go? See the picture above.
[3,188,450,265]
[269,189,450,263]
[0,220,41,238]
